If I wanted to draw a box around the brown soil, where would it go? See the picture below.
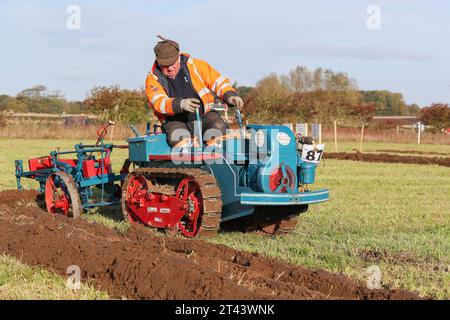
[0,190,421,300]
[325,151,450,167]
[373,149,450,157]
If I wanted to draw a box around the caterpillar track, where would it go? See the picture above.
[225,205,306,235]
[255,205,307,235]
[122,167,222,238]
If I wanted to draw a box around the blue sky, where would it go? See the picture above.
[0,0,449,106]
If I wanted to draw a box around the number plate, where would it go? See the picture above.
[301,144,325,164]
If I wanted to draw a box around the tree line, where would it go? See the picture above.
[0,85,84,114]
[1,66,449,130]
[237,66,420,126]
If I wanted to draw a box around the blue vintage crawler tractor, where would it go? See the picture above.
[121,108,329,237]
[15,107,329,238]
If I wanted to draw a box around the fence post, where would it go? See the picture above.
[319,123,322,144]
[109,105,119,142]
[334,120,338,152]
[109,125,115,142]
[359,122,365,152]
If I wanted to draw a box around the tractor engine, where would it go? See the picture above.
[244,125,317,194]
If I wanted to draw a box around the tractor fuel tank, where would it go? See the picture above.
[298,161,316,184]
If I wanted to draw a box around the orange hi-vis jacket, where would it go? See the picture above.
[145,52,237,122]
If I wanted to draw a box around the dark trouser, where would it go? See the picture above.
[162,111,228,147]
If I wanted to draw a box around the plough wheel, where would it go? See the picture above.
[45,172,82,218]
[255,205,308,235]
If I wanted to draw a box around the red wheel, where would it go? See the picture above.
[45,172,82,218]
[268,165,296,193]
[122,173,150,223]
[176,178,203,237]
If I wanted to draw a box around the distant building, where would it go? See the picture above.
[369,116,419,127]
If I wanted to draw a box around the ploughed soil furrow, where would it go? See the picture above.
[0,190,421,300]
[326,152,450,167]
[373,149,450,157]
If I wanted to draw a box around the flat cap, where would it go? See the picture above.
[154,39,180,66]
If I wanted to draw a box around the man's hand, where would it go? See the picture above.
[180,98,201,113]
[227,96,244,110]
[298,135,314,145]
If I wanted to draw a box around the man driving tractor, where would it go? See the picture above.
[145,36,244,147]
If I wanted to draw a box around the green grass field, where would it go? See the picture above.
[0,138,449,299]
[0,255,109,300]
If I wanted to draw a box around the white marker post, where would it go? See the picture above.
[295,123,308,137]
[417,122,421,145]
[283,123,293,131]
[311,123,322,144]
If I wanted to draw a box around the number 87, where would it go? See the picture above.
[306,149,323,161]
